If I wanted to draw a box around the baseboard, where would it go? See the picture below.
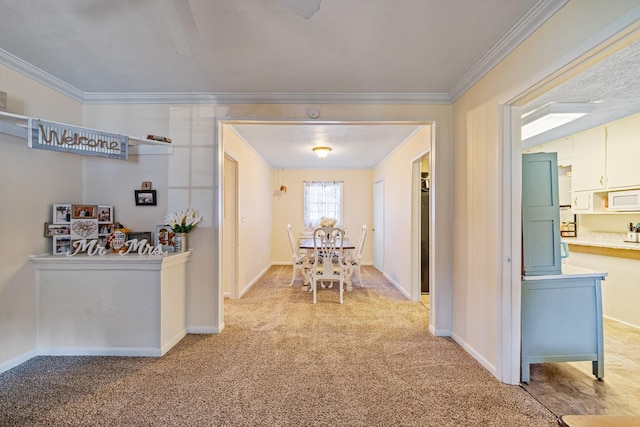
[238,264,273,298]
[0,349,37,374]
[37,347,162,357]
[161,330,188,355]
[428,324,452,337]
[451,331,497,377]
[604,315,640,330]
[187,326,222,334]
[382,272,411,299]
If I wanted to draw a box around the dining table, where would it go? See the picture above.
[299,237,357,292]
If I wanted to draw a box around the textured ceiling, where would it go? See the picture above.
[522,40,640,148]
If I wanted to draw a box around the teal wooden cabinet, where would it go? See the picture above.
[522,153,562,276]
[521,266,606,383]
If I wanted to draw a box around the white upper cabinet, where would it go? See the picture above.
[572,126,606,192]
[523,137,573,166]
[605,114,640,189]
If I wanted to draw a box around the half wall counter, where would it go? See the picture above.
[29,251,191,357]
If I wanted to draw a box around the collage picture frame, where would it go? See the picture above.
[49,203,118,255]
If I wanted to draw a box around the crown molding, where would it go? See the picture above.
[0,0,567,106]
[81,91,451,105]
[0,49,84,102]
[448,0,569,102]
[0,49,450,105]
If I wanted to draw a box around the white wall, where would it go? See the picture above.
[83,105,221,332]
[6,1,639,384]
[222,124,273,296]
[0,65,84,371]
[565,252,640,328]
[271,168,374,265]
[452,0,640,382]
[374,126,433,297]
[0,92,455,372]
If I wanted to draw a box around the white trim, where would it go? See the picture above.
[499,105,523,385]
[238,264,272,298]
[448,0,569,102]
[37,347,163,357]
[187,326,221,334]
[504,5,640,107]
[82,92,452,105]
[162,330,188,355]
[498,6,640,386]
[429,325,451,337]
[0,2,565,106]
[603,315,640,330]
[0,350,37,375]
[382,272,411,300]
[451,332,498,377]
[0,49,84,102]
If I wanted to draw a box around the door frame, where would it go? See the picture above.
[499,18,640,384]
[373,178,384,271]
[411,151,430,301]
[223,153,239,299]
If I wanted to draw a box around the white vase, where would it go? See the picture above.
[174,233,188,253]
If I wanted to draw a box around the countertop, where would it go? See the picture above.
[563,232,640,251]
[522,264,607,281]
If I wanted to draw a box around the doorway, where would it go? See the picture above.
[223,154,238,299]
[501,20,640,385]
[420,157,430,294]
[373,179,384,271]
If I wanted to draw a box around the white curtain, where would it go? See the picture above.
[304,181,343,227]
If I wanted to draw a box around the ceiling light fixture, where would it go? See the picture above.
[312,146,332,159]
[521,102,596,140]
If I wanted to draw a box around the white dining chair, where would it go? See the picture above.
[287,224,306,286]
[350,224,367,285]
[311,226,346,304]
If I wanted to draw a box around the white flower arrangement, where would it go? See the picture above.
[319,217,337,227]
[164,207,203,233]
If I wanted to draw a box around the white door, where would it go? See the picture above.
[223,155,238,298]
[373,179,384,270]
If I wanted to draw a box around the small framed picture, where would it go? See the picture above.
[53,235,71,255]
[44,223,71,237]
[98,223,116,236]
[156,225,175,252]
[141,181,152,190]
[72,204,98,219]
[127,231,152,244]
[135,190,157,206]
[98,206,113,223]
[53,204,72,224]
[97,235,109,248]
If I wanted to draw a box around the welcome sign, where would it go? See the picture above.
[28,118,129,160]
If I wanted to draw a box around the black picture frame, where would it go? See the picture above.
[135,190,157,206]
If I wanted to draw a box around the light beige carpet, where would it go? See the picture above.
[0,266,556,426]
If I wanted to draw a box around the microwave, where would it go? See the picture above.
[608,189,640,211]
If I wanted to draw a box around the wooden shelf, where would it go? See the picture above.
[0,111,173,156]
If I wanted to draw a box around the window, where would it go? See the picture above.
[304,181,343,227]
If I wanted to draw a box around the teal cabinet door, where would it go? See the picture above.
[522,153,561,276]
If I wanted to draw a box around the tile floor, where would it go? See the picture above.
[520,318,640,417]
